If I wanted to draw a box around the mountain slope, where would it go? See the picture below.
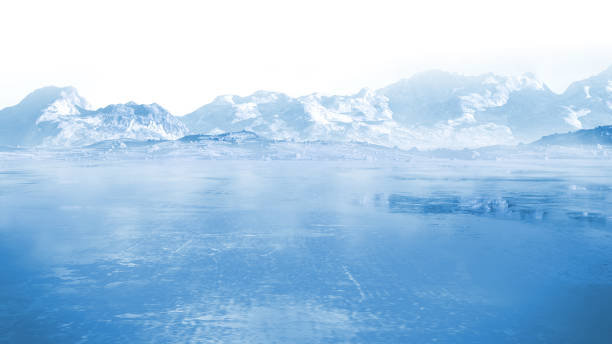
[379,71,563,144]
[533,125,612,146]
[558,66,612,130]
[0,86,89,146]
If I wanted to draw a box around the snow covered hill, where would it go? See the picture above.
[0,86,188,147]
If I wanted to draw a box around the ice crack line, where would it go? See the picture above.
[343,265,366,302]
[173,239,193,254]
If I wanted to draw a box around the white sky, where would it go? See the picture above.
[1,0,612,115]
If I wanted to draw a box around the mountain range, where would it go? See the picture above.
[2,66,612,149]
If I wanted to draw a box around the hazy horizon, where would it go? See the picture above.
[3,63,612,117]
[2,0,612,115]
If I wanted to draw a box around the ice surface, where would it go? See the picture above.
[1,147,611,343]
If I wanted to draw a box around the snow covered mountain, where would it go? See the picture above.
[0,86,188,147]
[3,66,612,149]
[180,91,311,140]
[380,71,561,144]
[181,67,612,149]
[46,102,188,146]
[0,86,89,146]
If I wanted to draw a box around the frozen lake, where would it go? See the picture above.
[1,154,612,343]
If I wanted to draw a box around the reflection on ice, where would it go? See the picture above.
[1,154,612,342]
